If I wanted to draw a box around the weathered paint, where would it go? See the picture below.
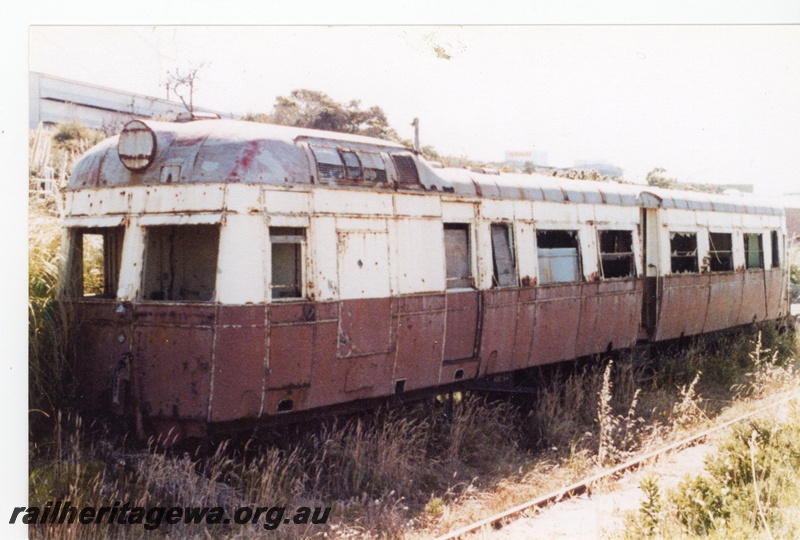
[64,118,791,439]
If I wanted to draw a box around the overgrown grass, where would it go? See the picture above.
[625,399,800,539]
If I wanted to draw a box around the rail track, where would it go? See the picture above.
[435,392,798,540]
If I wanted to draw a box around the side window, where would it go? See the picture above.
[708,232,733,272]
[143,225,219,301]
[537,230,581,284]
[771,230,781,269]
[670,232,698,274]
[270,227,306,300]
[359,151,387,183]
[310,145,344,180]
[444,224,472,289]
[69,227,124,298]
[490,223,517,287]
[598,230,635,279]
[744,233,764,270]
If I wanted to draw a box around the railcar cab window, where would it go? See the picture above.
[270,227,306,299]
[597,230,635,279]
[536,230,581,284]
[444,223,473,289]
[708,232,734,272]
[744,233,764,270]
[670,232,698,274]
[310,145,387,184]
[142,225,219,301]
[491,223,517,287]
[68,227,124,298]
[390,153,420,187]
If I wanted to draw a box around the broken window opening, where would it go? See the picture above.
[537,230,581,284]
[708,232,733,272]
[143,225,219,302]
[444,223,473,289]
[70,227,124,298]
[598,230,635,279]
[744,233,764,270]
[670,232,698,274]
[310,145,345,181]
[271,227,306,300]
[391,154,420,187]
[491,223,517,287]
[771,230,781,269]
[359,151,387,183]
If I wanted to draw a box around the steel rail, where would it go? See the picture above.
[435,392,798,540]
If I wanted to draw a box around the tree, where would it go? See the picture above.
[646,167,677,190]
[166,63,205,115]
[248,89,398,141]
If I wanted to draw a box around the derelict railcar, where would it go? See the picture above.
[62,118,790,439]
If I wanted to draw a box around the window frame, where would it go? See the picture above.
[708,231,734,273]
[536,229,583,285]
[596,229,636,280]
[68,226,124,299]
[490,222,518,288]
[443,223,474,290]
[744,232,764,270]
[269,227,307,301]
[141,224,220,302]
[669,231,699,274]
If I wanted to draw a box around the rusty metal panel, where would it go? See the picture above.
[737,270,769,325]
[393,310,445,391]
[575,281,640,356]
[344,354,393,394]
[267,323,313,389]
[133,323,212,420]
[211,324,266,422]
[531,284,582,365]
[440,359,479,382]
[306,320,345,409]
[337,229,391,299]
[444,291,479,361]
[392,218,446,294]
[510,301,537,370]
[338,298,392,357]
[654,275,711,341]
[702,272,744,333]
[764,268,784,319]
[480,290,519,375]
[133,303,215,327]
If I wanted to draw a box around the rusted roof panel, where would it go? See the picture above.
[70,119,785,216]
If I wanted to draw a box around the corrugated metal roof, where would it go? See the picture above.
[69,119,784,216]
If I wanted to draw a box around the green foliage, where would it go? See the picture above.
[246,89,399,141]
[52,122,103,151]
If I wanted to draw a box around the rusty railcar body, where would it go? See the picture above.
[62,118,790,439]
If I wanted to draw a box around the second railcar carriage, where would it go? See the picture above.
[63,117,790,439]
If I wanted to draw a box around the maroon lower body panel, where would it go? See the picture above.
[69,271,781,434]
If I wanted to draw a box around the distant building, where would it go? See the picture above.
[505,149,548,167]
[29,71,237,132]
[573,160,623,178]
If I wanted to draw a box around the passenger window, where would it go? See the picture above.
[491,223,517,287]
[708,232,733,272]
[270,227,305,299]
[771,230,780,269]
[537,230,581,284]
[670,232,698,274]
[70,227,123,298]
[598,230,635,279]
[310,145,344,180]
[444,224,473,289]
[744,233,764,270]
[358,151,387,183]
[143,225,219,301]
[340,150,362,180]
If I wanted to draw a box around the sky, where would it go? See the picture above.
[28,24,800,195]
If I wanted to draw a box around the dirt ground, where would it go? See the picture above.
[488,441,715,539]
